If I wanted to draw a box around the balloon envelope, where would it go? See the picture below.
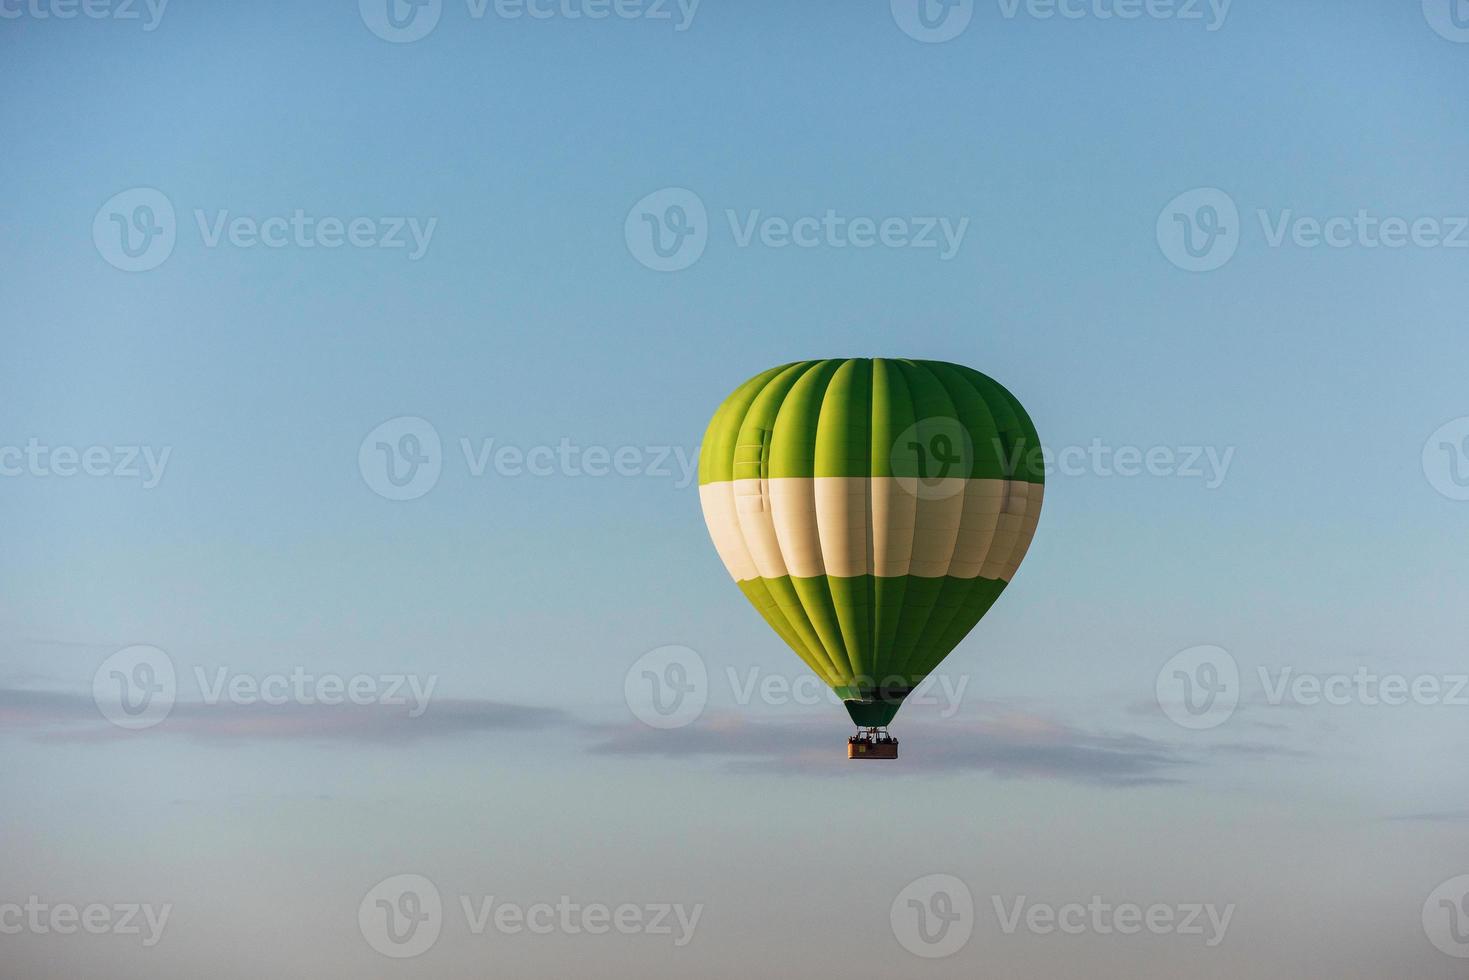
[698,358,1043,727]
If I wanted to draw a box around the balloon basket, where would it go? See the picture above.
[847,728,898,760]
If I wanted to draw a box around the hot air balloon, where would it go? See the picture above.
[698,359,1044,759]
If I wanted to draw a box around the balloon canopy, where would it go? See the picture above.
[698,358,1044,732]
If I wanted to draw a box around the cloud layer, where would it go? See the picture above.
[589,710,1192,785]
[0,686,1308,787]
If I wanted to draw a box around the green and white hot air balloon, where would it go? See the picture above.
[697,359,1044,758]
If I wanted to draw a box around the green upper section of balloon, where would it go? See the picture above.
[697,359,1045,485]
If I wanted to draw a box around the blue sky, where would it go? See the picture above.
[3,0,1469,976]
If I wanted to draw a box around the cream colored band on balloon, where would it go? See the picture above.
[698,477,1043,583]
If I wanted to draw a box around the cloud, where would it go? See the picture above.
[588,709,1194,786]
[0,687,570,742]
[0,688,98,729]
[144,698,571,742]
[1387,810,1469,823]
[1199,740,1311,759]
[0,686,1300,787]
